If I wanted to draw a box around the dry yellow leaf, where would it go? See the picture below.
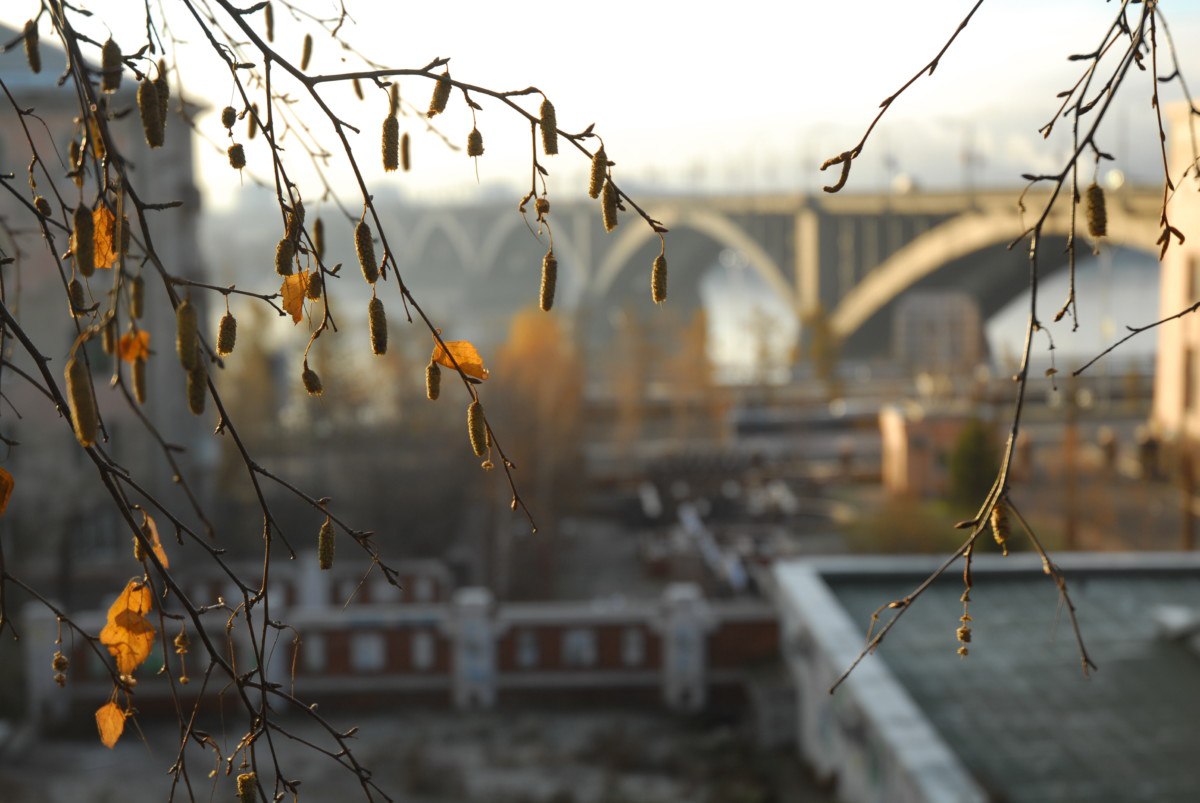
[431,339,489,382]
[118,330,150,364]
[99,579,155,675]
[0,467,12,516]
[93,206,118,269]
[95,701,125,748]
[140,510,169,569]
[280,271,311,324]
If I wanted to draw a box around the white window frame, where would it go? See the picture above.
[621,627,645,667]
[411,630,435,671]
[350,632,386,673]
[562,628,597,668]
[516,629,539,669]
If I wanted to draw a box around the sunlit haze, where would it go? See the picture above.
[0,1,1191,371]
[6,1,1200,206]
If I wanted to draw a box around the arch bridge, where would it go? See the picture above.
[390,185,1161,357]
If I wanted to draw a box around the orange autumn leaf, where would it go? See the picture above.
[280,271,311,324]
[431,339,489,382]
[99,579,156,675]
[140,510,169,569]
[0,467,12,516]
[118,330,150,364]
[93,206,119,269]
[95,701,125,748]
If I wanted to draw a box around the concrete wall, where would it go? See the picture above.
[772,561,987,803]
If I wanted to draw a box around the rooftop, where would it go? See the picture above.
[787,553,1200,803]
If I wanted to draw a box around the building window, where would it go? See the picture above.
[516,629,539,669]
[621,627,645,667]
[304,634,326,673]
[374,577,402,604]
[411,630,434,671]
[350,632,386,673]
[561,628,597,668]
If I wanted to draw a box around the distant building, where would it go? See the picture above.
[892,291,984,372]
[23,555,779,725]
[773,553,1200,803]
[0,23,208,566]
[880,403,985,498]
[1153,104,1200,454]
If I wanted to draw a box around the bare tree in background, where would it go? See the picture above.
[0,1,669,799]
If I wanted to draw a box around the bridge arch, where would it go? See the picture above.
[591,205,794,307]
[830,205,1161,340]
[477,208,587,310]
[407,211,478,274]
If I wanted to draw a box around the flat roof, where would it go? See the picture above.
[800,553,1200,802]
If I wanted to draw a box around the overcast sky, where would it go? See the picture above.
[6,0,1200,208]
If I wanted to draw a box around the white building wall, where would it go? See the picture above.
[772,561,987,803]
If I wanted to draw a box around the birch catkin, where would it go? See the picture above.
[130,275,145,319]
[101,38,121,92]
[132,357,147,405]
[467,127,484,157]
[23,20,40,74]
[401,132,411,172]
[137,79,163,148]
[368,297,387,355]
[426,360,441,400]
[318,518,334,570]
[275,238,294,276]
[313,217,325,261]
[176,299,198,371]
[1085,183,1107,238]
[154,61,170,127]
[990,503,1010,557]
[601,177,619,232]
[220,106,237,130]
[300,34,313,71]
[539,98,558,156]
[467,400,486,457]
[228,144,246,169]
[306,272,323,300]
[383,115,399,171]
[428,73,451,117]
[355,221,379,284]
[69,151,83,187]
[68,279,86,318]
[651,253,668,305]
[187,363,206,416]
[237,771,258,803]
[588,148,606,199]
[217,312,237,356]
[287,202,304,241]
[540,249,557,312]
[302,363,323,396]
[72,205,94,278]
[66,354,98,447]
